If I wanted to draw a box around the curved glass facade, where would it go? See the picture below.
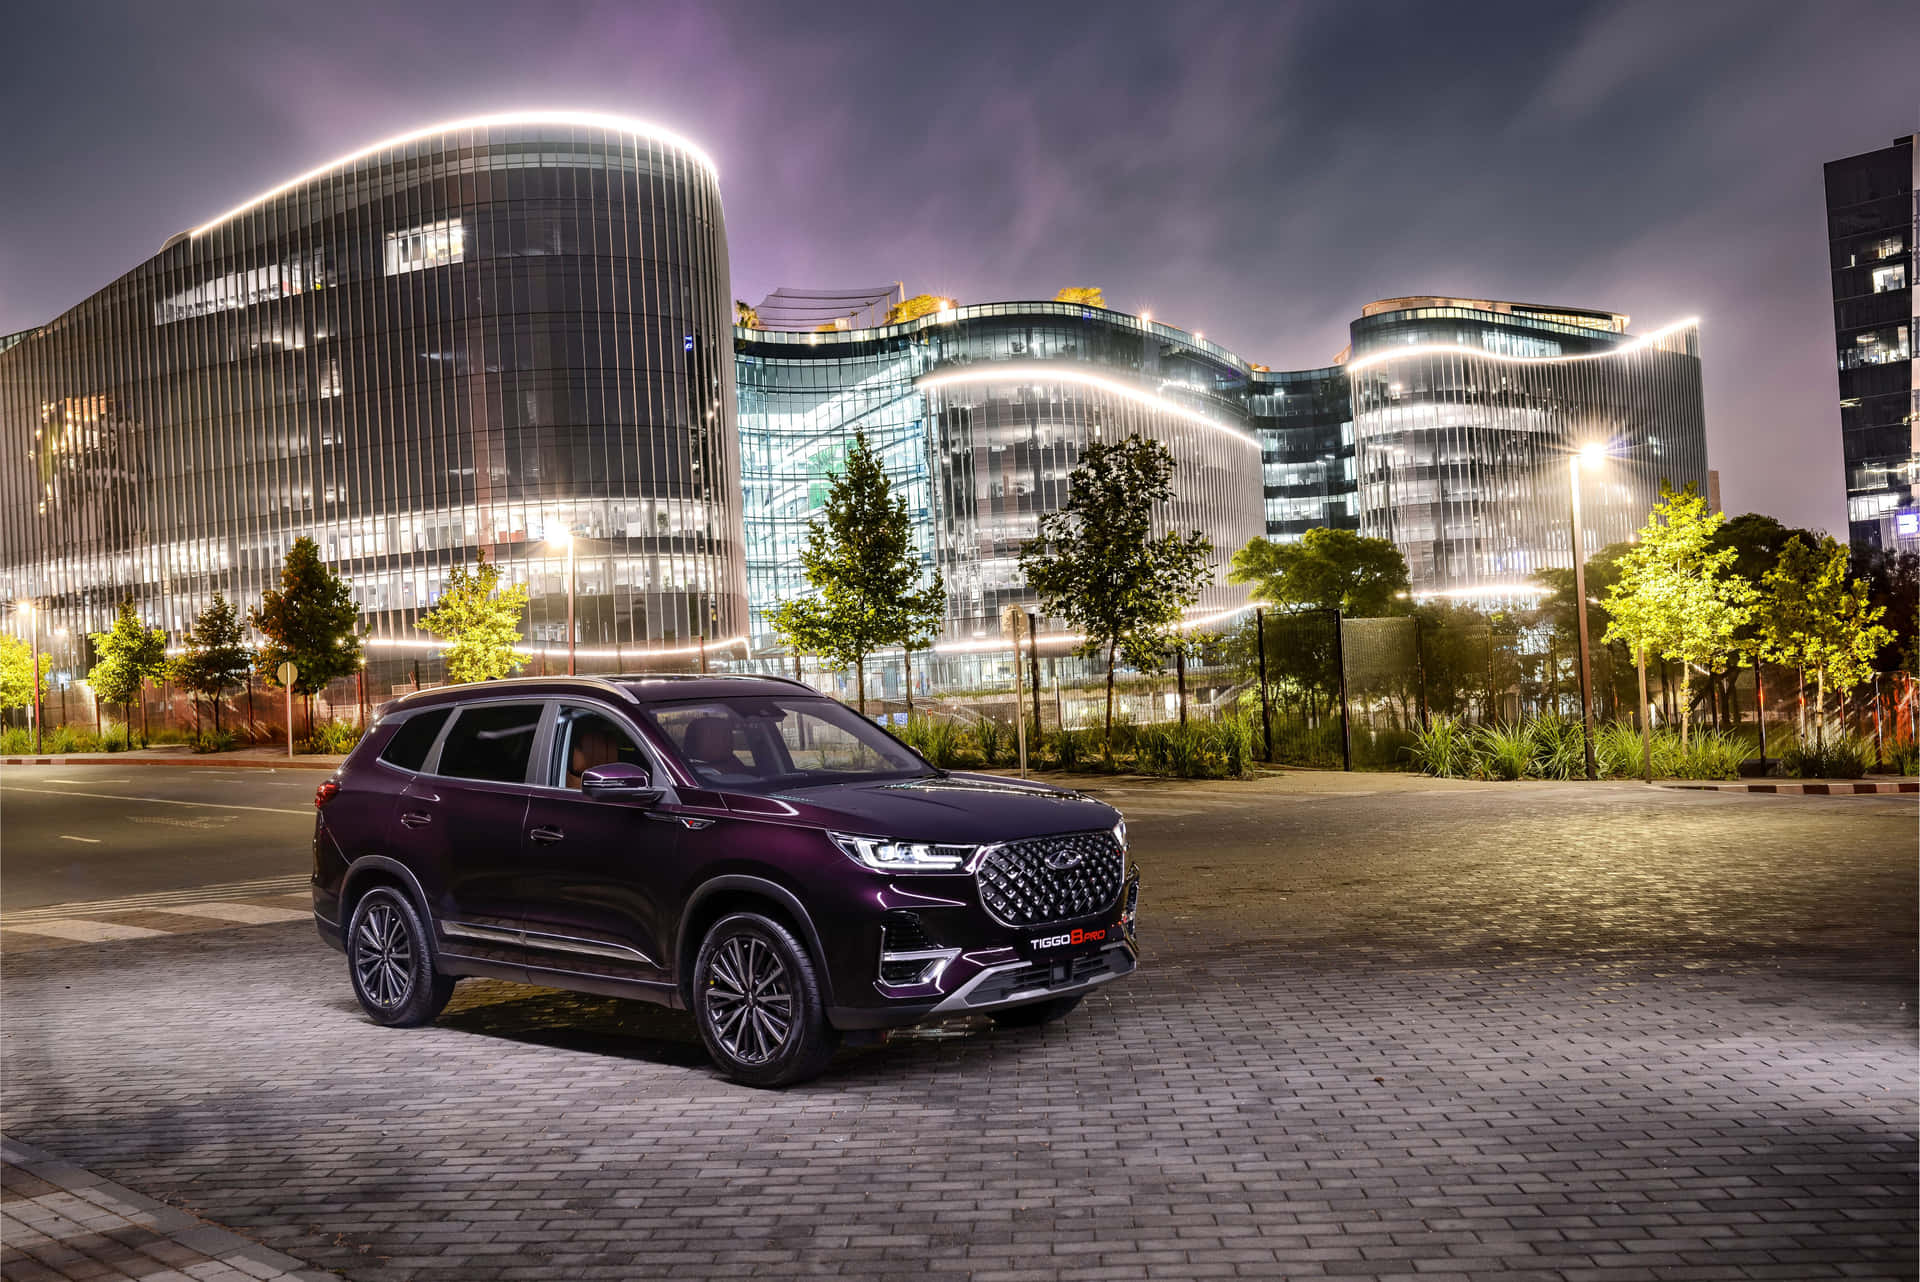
[1346,303,1708,598]
[735,303,1257,646]
[0,115,739,682]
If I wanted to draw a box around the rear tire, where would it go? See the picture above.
[990,993,1084,1028]
[347,886,454,1027]
[693,912,838,1087]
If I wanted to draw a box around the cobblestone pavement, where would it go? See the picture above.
[2,781,1914,1281]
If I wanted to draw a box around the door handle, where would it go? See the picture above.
[529,826,564,845]
[399,811,432,829]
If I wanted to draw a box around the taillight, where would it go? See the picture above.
[314,780,342,809]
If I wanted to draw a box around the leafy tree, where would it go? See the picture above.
[1018,434,1214,749]
[0,633,53,715]
[171,593,254,733]
[769,431,944,714]
[1229,529,1410,618]
[1759,534,1893,742]
[252,536,363,728]
[1853,546,1919,677]
[1530,542,1631,719]
[1602,484,1753,748]
[416,552,529,684]
[87,599,168,749]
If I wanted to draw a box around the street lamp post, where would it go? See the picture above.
[1568,444,1605,781]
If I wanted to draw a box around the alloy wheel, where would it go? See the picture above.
[354,901,414,1008]
[705,933,794,1064]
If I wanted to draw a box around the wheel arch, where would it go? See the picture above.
[677,875,835,1011]
[339,856,438,955]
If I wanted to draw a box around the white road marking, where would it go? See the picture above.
[160,902,309,924]
[4,919,168,942]
[0,786,308,816]
[56,835,102,844]
[2,876,311,924]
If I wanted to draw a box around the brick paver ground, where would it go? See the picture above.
[2,780,1914,1281]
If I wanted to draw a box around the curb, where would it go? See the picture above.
[1,754,343,771]
[1660,779,1917,795]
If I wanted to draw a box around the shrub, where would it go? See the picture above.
[1675,729,1752,781]
[1473,724,1534,780]
[897,715,973,769]
[192,729,238,754]
[1596,722,1647,779]
[1045,726,1088,771]
[0,726,30,754]
[1887,740,1919,777]
[1406,715,1475,778]
[1529,715,1587,781]
[1781,735,1870,780]
[301,719,365,755]
[974,717,1013,767]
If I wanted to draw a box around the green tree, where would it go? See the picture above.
[416,552,529,684]
[0,633,54,716]
[87,599,168,749]
[1530,542,1631,718]
[769,432,944,714]
[1853,546,1919,678]
[1228,529,1410,617]
[1759,534,1893,743]
[1602,484,1753,748]
[1018,434,1214,750]
[171,593,254,733]
[252,536,363,729]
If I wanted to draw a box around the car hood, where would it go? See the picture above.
[738,771,1119,844]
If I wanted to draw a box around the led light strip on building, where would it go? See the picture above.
[1342,316,1700,375]
[190,110,719,238]
[916,365,1262,451]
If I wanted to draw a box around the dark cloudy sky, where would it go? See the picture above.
[3,1,1915,535]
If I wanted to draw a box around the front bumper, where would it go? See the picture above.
[826,871,1140,1030]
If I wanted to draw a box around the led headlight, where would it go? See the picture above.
[1113,817,1128,876]
[829,832,976,873]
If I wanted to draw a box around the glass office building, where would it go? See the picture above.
[1248,366,1356,540]
[735,303,1262,648]
[1823,135,1917,550]
[0,114,741,685]
[1344,298,1709,599]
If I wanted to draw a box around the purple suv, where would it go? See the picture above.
[312,674,1140,1086]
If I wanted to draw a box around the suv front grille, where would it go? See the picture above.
[976,831,1124,928]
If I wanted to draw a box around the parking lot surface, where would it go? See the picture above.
[2,774,1914,1281]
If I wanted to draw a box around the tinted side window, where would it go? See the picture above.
[379,708,450,772]
[436,703,543,784]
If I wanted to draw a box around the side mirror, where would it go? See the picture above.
[580,762,663,805]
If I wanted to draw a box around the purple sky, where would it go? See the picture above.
[3,1,1915,536]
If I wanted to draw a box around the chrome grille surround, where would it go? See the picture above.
[975,830,1125,928]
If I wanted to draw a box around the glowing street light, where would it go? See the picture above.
[1568,443,1608,780]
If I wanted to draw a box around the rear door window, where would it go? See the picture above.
[435,703,544,784]
[379,708,450,772]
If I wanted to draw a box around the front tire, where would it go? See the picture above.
[693,913,837,1087]
[990,993,1084,1028]
[347,887,454,1027]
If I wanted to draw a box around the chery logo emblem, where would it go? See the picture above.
[1043,846,1085,870]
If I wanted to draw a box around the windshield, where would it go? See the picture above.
[642,696,935,792]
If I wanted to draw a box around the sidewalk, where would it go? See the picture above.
[0,747,345,771]
[1,1136,333,1282]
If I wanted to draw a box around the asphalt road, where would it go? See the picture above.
[2,769,1913,1281]
[0,765,317,911]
